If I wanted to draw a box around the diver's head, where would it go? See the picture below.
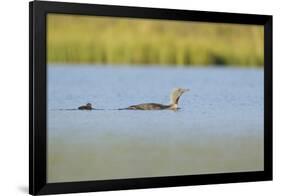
[170,88,189,105]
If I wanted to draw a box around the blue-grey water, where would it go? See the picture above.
[47,65,264,183]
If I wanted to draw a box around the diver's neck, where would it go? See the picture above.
[169,103,178,109]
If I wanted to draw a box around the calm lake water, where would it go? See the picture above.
[47,65,264,183]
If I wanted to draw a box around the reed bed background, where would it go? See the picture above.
[47,14,264,67]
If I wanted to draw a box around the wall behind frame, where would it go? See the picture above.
[0,0,279,195]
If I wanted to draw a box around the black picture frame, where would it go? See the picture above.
[29,1,273,195]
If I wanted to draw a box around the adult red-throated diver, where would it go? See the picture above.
[121,88,189,110]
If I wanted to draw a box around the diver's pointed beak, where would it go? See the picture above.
[183,88,190,92]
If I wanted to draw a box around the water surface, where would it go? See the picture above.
[47,65,264,183]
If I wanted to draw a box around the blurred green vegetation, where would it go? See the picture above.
[47,14,264,67]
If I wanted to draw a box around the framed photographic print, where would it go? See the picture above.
[29,1,273,195]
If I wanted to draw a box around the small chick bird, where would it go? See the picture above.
[78,103,93,110]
